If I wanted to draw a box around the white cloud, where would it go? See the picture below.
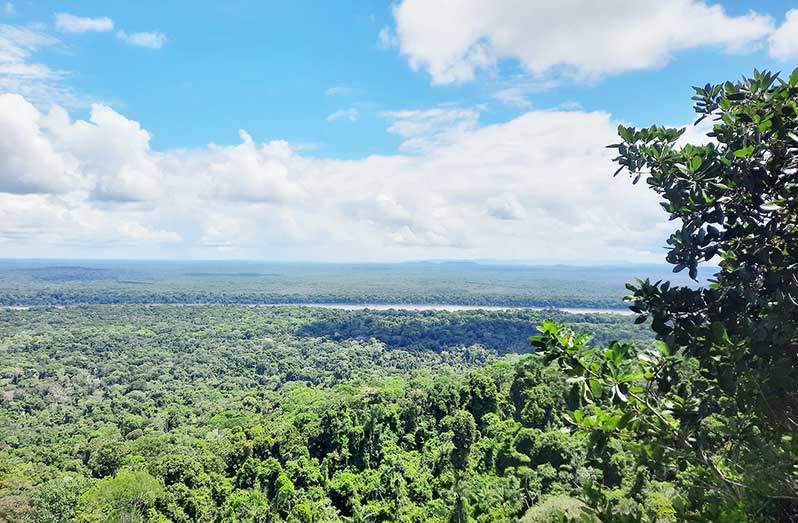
[378,26,397,48]
[200,213,247,248]
[117,221,181,243]
[0,94,162,201]
[492,75,560,107]
[55,13,113,33]
[117,30,166,49]
[346,193,413,228]
[382,107,480,151]
[197,108,667,260]
[206,131,305,203]
[0,193,181,249]
[675,117,716,147]
[0,93,677,261]
[0,24,57,65]
[486,193,525,220]
[326,108,359,122]
[0,24,58,81]
[0,23,91,107]
[0,94,79,194]
[390,0,775,84]
[45,103,163,202]
[769,9,798,61]
[325,86,353,96]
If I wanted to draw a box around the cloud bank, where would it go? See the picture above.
[0,92,671,261]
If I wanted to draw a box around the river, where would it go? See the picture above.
[1,303,634,315]
[280,303,633,314]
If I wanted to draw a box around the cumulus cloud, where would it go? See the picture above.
[390,0,775,84]
[175,106,668,258]
[327,108,359,122]
[117,30,166,49]
[769,9,798,61]
[0,93,162,201]
[0,94,79,194]
[44,102,163,202]
[0,92,702,260]
[55,13,113,33]
[207,131,305,203]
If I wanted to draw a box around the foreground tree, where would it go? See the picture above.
[537,69,798,521]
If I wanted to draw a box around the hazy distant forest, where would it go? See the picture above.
[1,70,796,523]
[0,260,702,309]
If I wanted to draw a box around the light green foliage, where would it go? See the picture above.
[76,471,162,523]
[521,495,593,523]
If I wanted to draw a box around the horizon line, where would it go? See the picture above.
[0,257,709,269]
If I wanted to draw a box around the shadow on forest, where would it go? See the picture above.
[295,310,655,354]
[296,313,540,354]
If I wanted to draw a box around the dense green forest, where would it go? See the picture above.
[0,261,703,309]
[0,306,652,522]
[1,68,797,523]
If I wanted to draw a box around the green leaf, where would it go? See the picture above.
[589,379,603,400]
[618,125,633,142]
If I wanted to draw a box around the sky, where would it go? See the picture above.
[0,0,796,262]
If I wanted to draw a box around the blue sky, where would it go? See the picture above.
[0,1,797,261]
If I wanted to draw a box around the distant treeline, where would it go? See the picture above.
[0,260,707,308]
[0,292,632,308]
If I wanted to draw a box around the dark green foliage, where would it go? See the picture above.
[296,308,655,352]
[540,68,798,521]
[450,410,477,471]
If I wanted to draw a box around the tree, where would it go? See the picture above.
[76,471,163,523]
[450,410,478,472]
[536,69,798,521]
[31,476,93,523]
[220,489,271,523]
